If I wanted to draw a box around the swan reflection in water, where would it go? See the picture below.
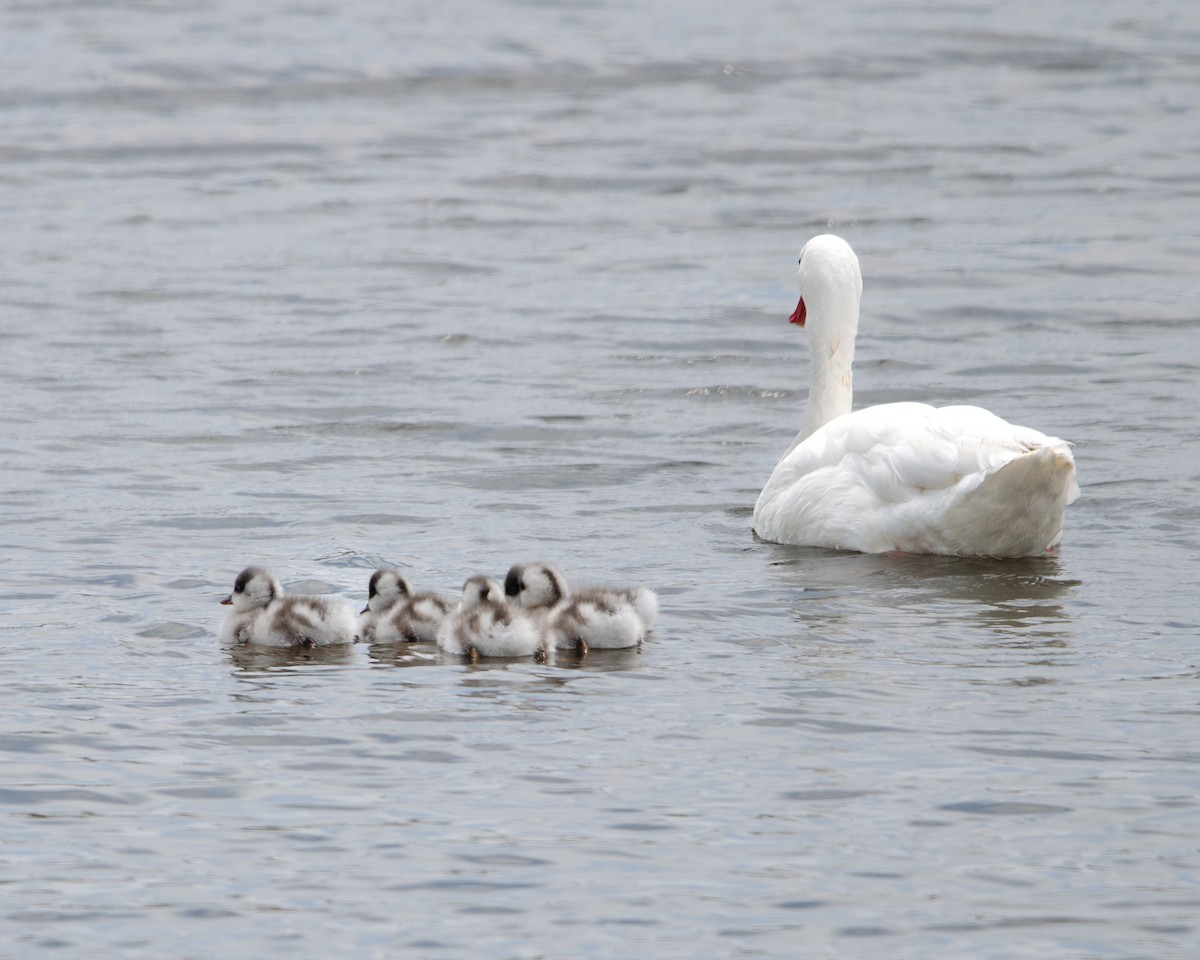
[364,642,442,669]
[361,641,645,673]
[224,636,648,673]
[768,547,1079,655]
[225,642,358,673]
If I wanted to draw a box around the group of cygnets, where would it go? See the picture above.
[219,564,658,662]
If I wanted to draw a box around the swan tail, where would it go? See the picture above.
[630,588,658,630]
[952,445,1077,556]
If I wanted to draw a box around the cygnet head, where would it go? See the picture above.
[460,575,505,611]
[504,562,568,610]
[220,566,281,613]
[789,234,862,333]
[362,567,413,615]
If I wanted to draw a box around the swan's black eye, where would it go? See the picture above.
[234,570,252,594]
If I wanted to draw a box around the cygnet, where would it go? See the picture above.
[219,565,357,648]
[436,575,552,662]
[503,562,657,654]
[359,567,454,644]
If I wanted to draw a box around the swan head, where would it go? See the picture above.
[791,234,862,335]
[362,567,413,614]
[221,565,281,613]
[460,575,505,611]
[504,562,568,610]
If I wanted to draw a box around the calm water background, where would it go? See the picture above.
[2,0,1199,957]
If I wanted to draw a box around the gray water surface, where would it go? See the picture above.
[3,1,1200,957]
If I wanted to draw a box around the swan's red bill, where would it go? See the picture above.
[220,596,233,605]
[789,297,806,326]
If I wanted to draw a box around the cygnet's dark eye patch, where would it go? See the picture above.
[234,570,252,594]
[503,569,523,597]
[367,570,383,599]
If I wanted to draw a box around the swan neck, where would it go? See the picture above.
[801,338,854,439]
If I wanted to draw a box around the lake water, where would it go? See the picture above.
[2,0,1199,956]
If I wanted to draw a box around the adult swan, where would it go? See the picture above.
[752,235,1078,558]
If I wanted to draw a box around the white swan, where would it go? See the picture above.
[436,575,552,662]
[359,568,454,644]
[504,562,657,653]
[219,566,358,647]
[753,234,1079,558]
